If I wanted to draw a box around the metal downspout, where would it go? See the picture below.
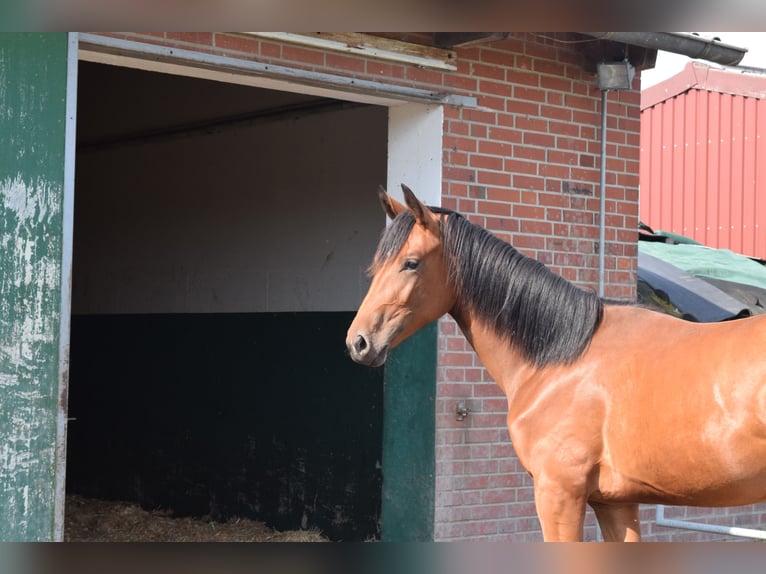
[598,89,607,298]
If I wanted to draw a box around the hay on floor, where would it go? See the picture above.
[64,495,328,542]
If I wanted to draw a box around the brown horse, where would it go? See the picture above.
[346,184,766,542]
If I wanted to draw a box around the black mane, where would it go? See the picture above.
[371,207,603,367]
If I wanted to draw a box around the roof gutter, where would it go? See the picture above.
[583,32,747,66]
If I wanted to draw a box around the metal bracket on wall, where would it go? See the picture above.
[456,401,469,421]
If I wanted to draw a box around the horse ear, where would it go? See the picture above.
[401,184,434,228]
[378,185,406,220]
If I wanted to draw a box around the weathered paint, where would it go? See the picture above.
[0,33,70,540]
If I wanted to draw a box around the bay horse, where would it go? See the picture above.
[346,184,766,542]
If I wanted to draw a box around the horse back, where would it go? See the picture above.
[588,306,766,505]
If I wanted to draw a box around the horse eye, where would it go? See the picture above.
[402,259,420,271]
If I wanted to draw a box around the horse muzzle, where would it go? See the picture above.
[347,332,389,367]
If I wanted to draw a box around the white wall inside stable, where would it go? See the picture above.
[73,77,387,314]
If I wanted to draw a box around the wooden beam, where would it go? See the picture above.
[244,32,457,71]
[433,32,508,48]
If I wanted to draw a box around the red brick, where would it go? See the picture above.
[515,116,548,133]
[214,33,260,54]
[541,104,572,122]
[489,126,522,144]
[478,140,511,156]
[444,135,477,153]
[477,171,511,187]
[477,200,511,217]
[506,99,539,116]
[512,145,546,161]
[523,132,555,147]
[486,187,520,203]
[462,108,496,124]
[506,68,539,87]
[549,119,580,138]
[470,504,507,520]
[513,86,546,103]
[440,353,475,367]
[325,53,366,73]
[470,155,503,171]
[513,174,545,191]
[469,412,507,427]
[538,163,570,180]
[260,41,281,58]
[521,219,552,235]
[482,489,517,504]
[540,75,573,93]
[482,398,509,412]
[472,62,505,80]
[167,32,213,45]
[444,74,477,91]
[478,95,506,111]
[405,66,444,86]
[444,166,476,182]
[282,45,325,66]
[534,59,565,76]
[480,48,514,67]
[480,79,513,98]
[565,93,596,111]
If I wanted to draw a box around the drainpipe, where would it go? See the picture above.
[596,61,634,297]
[598,89,607,298]
[583,32,747,66]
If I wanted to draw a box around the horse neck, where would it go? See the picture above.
[447,303,537,393]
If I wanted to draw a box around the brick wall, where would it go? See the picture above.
[87,32,764,542]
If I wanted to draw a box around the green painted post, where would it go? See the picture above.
[380,322,437,541]
[0,33,71,540]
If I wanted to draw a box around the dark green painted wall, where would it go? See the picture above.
[381,322,437,541]
[66,313,384,541]
[0,33,70,541]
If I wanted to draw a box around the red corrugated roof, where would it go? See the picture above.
[642,61,766,110]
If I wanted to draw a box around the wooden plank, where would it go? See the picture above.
[246,32,457,71]
[0,33,70,541]
[433,32,508,48]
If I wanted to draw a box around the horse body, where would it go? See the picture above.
[452,303,766,540]
[347,185,766,541]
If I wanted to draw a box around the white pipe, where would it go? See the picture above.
[655,505,766,540]
[598,89,607,298]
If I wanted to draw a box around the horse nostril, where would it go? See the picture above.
[355,334,368,355]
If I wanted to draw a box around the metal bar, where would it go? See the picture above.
[655,505,766,540]
[77,33,477,108]
[53,31,79,543]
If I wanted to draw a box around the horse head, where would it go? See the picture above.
[346,185,456,367]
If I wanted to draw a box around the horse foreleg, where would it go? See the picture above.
[534,479,587,541]
[590,501,641,542]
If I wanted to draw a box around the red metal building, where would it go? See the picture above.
[641,61,766,259]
